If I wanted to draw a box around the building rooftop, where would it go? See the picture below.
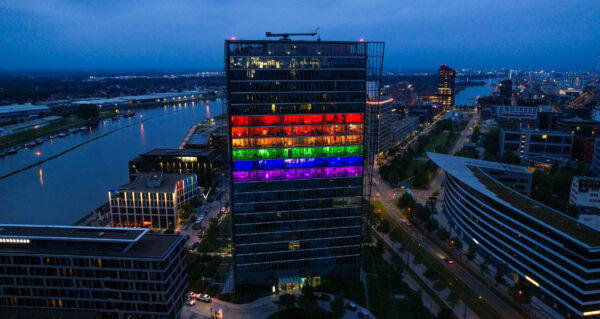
[428,152,600,248]
[0,104,50,114]
[0,225,182,258]
[0,224,146,243]
[141,148,218,158]
[114,172,195,193]
[501,127,573,136]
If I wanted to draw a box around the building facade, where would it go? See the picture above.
[366,97,394,155]
[109,173,198,229]
[500,128,573,161]
[569,176,600,208]
[437,64,456,109]
[593,139,600,177]
[226,39,382,289]
[391,116,419,145]
[0,225,187,318]
[429,153,600,318]
[128,148,220,188]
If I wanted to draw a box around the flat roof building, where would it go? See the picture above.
[569,176,600,209]
[109,173,198,229]
[429,152,600,318]
[0,225,187,318]
[128,148,220,188]
[500,128,573,161]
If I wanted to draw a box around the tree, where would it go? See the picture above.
[376,238,385,254]
[425,218,439,233]
[330,295,346,319]
[494,268,505,287]
[465,246,476,261]
[75,104,99,120]
[276,294,296,310]
[398,192,416,209]
[436,227,450,241]
[178,202,194,221]
[378,219,391,234]
[437,307,456,319]
[446,290,460,310]
[483,128,500,155]
[480,261,489,275]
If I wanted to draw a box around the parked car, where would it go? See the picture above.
[443,257,454,264]
[189,242,199,250]
[358,310,370,318]
[345,302,357,311]
[197,294,211,303]
[316,293,331,301]
[183,234,190,241]
[185,298,196,306]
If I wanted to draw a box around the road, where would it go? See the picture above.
[372,112,525,319]
[180,293,374,319]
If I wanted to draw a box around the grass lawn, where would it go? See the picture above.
[316,278,366,307]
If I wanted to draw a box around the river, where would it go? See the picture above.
[0,100,224,225]
[454,78,498,106]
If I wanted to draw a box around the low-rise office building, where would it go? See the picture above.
[391,116,419,145]
[366,97,394,155]
[430,152,600,318]
[0,225,187,318]
[109,172,198,229]
[128,148,220,188]
[500,128,573,161]
[570,176,600,208]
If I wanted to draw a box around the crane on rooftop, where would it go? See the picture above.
[266,28,320,41]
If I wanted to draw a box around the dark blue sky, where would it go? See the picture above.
[1,0,598,72]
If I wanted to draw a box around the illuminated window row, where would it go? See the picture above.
[234,156,363,171]
[0,238,30,244]
[232,135,362,149]
[232,146,363,160]
[232,124,363,138]
[233,167,363,183]
[231,114,363,127]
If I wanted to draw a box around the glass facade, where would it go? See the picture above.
[226,40,375,288]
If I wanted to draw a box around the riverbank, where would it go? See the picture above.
[0,97,213,149]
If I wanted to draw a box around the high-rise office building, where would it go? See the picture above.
[437,64,456,109]
[0,225,187,318]
[226,38,383,289]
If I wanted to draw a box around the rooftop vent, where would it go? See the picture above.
[146,172,163,188]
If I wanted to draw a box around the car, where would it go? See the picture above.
[316,293,331,301]
[443,257,454,264]
[345,302,357,311]
[220,207,226,213]
[405,221,413,226]
[183,234,190,241]
[186,291,197,299]
[189,242,199,250]
[197,294,211,303]
[358,310,370,318]
[185,298,196,306]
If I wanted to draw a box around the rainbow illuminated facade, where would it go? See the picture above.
[227,39,382,288]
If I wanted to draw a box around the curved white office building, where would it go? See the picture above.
[429,152,600,318]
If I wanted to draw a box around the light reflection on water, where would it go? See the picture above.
[0,99,224,225]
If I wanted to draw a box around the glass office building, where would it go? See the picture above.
[226,39,383,289]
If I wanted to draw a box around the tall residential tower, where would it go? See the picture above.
[437,64,456,109]
[226,38,383,289]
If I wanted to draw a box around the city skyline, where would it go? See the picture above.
[1,0,599,72]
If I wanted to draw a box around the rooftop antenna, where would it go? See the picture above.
[265,31,318,41]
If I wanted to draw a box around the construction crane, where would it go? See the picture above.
[266,28,320,41]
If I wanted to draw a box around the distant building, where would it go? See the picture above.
[500,128,573,161]
[554,117,600,137]
[128,148,220,188]
[499,79,513,99]
[391,116,419,145]
[437,64,456,108]
[409,103,443,124]
[478,97,552,128]
[593,139,600,176]
[0,104,51,120]
[109,173,198,229]
[0,225,187,318]
[572,137,596,164]
[0,116,62,137]
[569,176,600,208]
[366,97,394,155]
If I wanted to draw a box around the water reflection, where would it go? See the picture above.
[39,169,43,186]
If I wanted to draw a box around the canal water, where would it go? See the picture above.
[0,100,224,225]
[454,78,498,106]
